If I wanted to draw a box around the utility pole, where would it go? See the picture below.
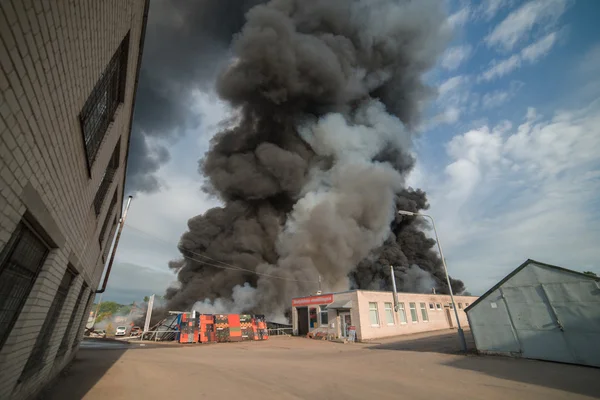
[390,265,400,312]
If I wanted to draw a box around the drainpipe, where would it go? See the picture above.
[96,195,133,293]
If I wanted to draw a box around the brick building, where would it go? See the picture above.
[0,1,148,398]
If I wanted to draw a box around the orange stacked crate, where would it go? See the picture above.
[250,317,259,341]
[199,314,215,343]
[228,314,242,342]
[214,314,230,342]
[240,314,253,341]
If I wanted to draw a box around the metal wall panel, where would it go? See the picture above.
[468,263,600,367]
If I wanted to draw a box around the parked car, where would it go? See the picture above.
[90,329,107,338]
[130,326,141,337]
[115,326,127,336]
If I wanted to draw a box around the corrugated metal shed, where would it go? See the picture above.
[465,259,600,367]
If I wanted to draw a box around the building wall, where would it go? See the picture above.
[467,262,600,367]
[355,291,476,341]
[292,290,477,341]
[0,1,147,398]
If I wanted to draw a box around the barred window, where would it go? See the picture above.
[57,283,87,357]
[20,266,77,379]
[99,191,118,247]
[0,223,49,350]
[93,141,121,215]
[80,32,130,168]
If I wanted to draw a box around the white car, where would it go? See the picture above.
[115,326,127,336]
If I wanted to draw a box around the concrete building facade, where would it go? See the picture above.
[292,290,477,341]
[0,1,148,398]
[466,259,600,367]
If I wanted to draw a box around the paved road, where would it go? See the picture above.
[45,331,600,400]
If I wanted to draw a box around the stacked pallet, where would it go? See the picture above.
[214,314,230,343]
[228,314,243,342]
[240,314,253,341]
[199,314,215,343]
[178,313,199,344]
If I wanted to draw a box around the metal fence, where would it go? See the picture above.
[268,328,293,336]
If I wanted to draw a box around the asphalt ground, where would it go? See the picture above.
[44,330,600,400]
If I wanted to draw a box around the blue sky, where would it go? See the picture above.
[103,0,600,304]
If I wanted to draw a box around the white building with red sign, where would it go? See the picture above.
[291,290,477,341]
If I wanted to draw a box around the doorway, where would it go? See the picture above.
[339,312,351,338]
[297,307,309,336]
[445,308,454,328]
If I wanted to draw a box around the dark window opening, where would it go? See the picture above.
[56,282,87,357]
[20,266,77,380]
[80,32,130,168]
[93,140,121,215]
[99,191,118,247]
[0,223,49,351]
[72,291,94,348]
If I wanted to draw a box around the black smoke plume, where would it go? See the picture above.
[164,0,465,321]
[127,0,265,193]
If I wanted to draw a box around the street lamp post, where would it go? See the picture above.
[397,210,467,352]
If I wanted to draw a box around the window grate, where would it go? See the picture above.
[80,32,130,168]
[0,223,49,351]
[56,283,87,357]
[99,191,118,247]
[20,267,77,379]
[93,141,120,215]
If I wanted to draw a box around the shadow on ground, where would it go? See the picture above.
[367,330,476,354]
[367,330,600,398]
[445,356,600,398]
[40,339,129,400]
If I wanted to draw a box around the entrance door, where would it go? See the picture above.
[340,312,351,337]
[297,307,309,336]
[445,308,454,328]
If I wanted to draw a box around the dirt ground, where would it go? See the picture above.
[44,330,600,400]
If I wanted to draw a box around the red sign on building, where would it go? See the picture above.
[292,294,334,307]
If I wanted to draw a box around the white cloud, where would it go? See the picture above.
[438,75,469,97]
[416,100,600,293]
[441,45,473,70]
[578,43,600,74]
[484,0,568,51]
[447,7,471,28]
[427,75,475,127]
[479,54,521,81]
[481,81,524,109]
[191,89,234,146]
[521,31,559,63]
[435,106,462,125]
[479,31,560,81]
[478,0,512,21]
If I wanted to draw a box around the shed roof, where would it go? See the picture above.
[464,259,599,313]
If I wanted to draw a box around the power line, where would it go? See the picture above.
[123,223,319,284]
